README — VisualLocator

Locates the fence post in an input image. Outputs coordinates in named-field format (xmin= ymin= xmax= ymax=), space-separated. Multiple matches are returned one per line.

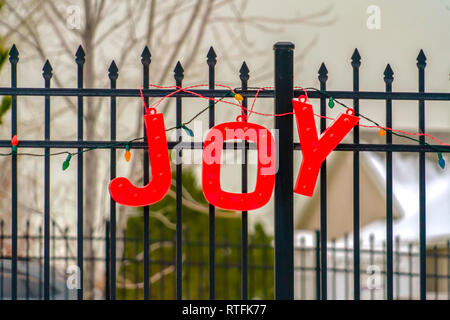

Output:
xmin=75 ymin=45 xmax=85 ymax=300
xmin=43 ymin=59 xmax=53 ymax=301
xmin=273 ymin=41 xmax=294 ymax=300
xmin=141 ymin=47 xmax=151 ymax=300
xmin=108 ymin=60 xmax=118 ymax=300
xmin=416 ymin=49 xmax=427 ymax=300
xmin=174 ymin=60 xmax=184 ymax=300
xmin=9 ymin=44 xmax=18 ymax=301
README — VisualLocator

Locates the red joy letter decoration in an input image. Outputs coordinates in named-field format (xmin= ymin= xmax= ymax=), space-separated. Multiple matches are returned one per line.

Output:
xmin=109 ymin=111 xmax=172 ymax=206
xmin=293 ymin=95 xmax=360 ymax=197
xmin=202 ymin=121 xmax=276 ymax=211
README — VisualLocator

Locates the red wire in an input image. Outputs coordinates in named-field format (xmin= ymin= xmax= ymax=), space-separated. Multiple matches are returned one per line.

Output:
xmin=139 ymin=83 xmax=450 ymax=147
xmin=357 ymin=123 xmax=450 ymax=146
xmin=142 ymin=83 xmax=293 ymax=117
xmin=139 ymin=86 xmax=148 ymax=111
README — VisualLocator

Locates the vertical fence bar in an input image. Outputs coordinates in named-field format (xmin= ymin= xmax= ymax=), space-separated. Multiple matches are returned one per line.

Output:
xmin=370 ymin=234 xmax=375 ymax=300
xmin=105 ymin=221 xmax=110 ymax=300
xmin=447 ymin=240 xmax=449 ymax=300
xmin=318 ymin=62 xmax=328 ymax=300
xmin=134 ymin=224 xmax=140 ymax=300
xmin=344 ymin=233 xmax=349 ymax=300
xmin=171 ymin=235 xmax=176 ymax=299
xmin=274 ymin=41 xmax=294 ymax=300
xmin=332 ymin=239 xmax=336 ymax=300
xmin=141 ymin=47 xmax=151 ymax=300
xmin=395 ymin=236 xmax=400 ymax=299
xmin=408 ymin=242 xmax=413 ymax=300
xmin=382 ymin=240 xmax=386 ymax=298
xmin=38 ymin=226 xmax=42 ymax=299
xmin=300 ymin=237 xmax=305 ymax=300
xmin=262 ymin=235 xmax=268 ymax=299
xmin=351 ymin=48 xmax=361 ymax=300
xmin=198 ymin=231 xmax=204 ymax=299
xmin=384 ymin=64 xmax=394 ymax=300
xmin=417 ymin=49 xmax=427 ymax=300
xmin=433 ymin=245 xmax=438 ymax=300
xmin=159 ymin=223 xmax=165 ymax=299
xmin=64 ymin=227 xmax=69 ymax=300
xmin=90 ymin=229 xmax=97 ymax=296
xmin=174 ymin=61 xmax=184 ymax=300
xmin=248 ymin=244 xmax=253 ymax=299
xmin=121 ymin=229 xmax=126 ymax=299
xmin=224 ymin=229 xmax=230 ymax=299
xmin=43 ymin=59 xmax=52 ymax=300
xmin=108 ymin=61 xmax=118 ymax=300
xmin=185 ymin=229 xmax=190 ymax=299
xmin=25 ymin=221 xmax=30 ymax=300
xmin=75 ymin=45 xmax=85 ymax=300
xmin=240 ymin=61 xmax=250 ymax=300
xmin=51 ymin=221 xmax=56 ymax=299
xmin=207 ymin=47 xmax=217 ymax=300
xmin=9 ymin=44 xmax=18 ymax=300
xmin=0 ymin=220 xmax=3 ymax=300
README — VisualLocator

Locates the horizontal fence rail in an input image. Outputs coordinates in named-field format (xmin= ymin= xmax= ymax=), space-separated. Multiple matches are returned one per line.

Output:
xmin=0 ymin=88 xmax=449 ymax=101
xmin=0 ymin=42 xmax=449 ymax=300
xmin=0 ymin=141 xmax=449 ymax=153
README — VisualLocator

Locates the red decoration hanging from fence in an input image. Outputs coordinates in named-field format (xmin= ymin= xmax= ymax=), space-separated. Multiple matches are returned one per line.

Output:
xmin=109 ymin=109 xmax=172 ymax=206
xmin=293 ymin=95 xmax=360 ymax=197
xmin=202 ymin=118 xmax=276 ymax=211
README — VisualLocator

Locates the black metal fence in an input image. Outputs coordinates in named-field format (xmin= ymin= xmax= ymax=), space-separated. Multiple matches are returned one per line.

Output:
xmin=0 ymin=42 xmax=449 ymax=300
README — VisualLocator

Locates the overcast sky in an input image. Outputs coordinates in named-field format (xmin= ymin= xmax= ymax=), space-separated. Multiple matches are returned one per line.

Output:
xmin=205 ymin=0 xmax=450 ymax=131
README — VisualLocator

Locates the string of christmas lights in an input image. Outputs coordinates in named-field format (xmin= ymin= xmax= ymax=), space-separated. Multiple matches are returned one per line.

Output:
xmin=0 ymin=89 xmax=233 ymax=170
xmin=304 ymin=87 xmax=448 ymax=169
xmin=0 ymin=84 xmax=447 ymax=170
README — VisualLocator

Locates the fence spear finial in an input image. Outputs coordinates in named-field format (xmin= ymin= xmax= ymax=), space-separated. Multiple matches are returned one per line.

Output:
xmin=351 ymin=48 xmax=361 ymax=68
xmin=239 ymin=62 xmax=249 ymax=82
xmin=108 ymin=61 xmax=118 ymax=81
xmin=43 ymin=60 xmax=53 ymax=80
xmin=416 ymin=49 xmax=427 ymax=69
xmin=207 ymin=46 xmax=217 ymax=67
xmin=318 ymin=62 xmax=328 ymax=83
xmin=9 ymin=44 xmax=19 ymax=64
xmin=174 ymin=61 xmax=184 ymax=82
xmin=383 ymin=64 xmax=394 ymax=84
xmin=75 ymin=45 xmax=85 ymax=65
xmin=141 ymin=46 xmax=151 ymax=66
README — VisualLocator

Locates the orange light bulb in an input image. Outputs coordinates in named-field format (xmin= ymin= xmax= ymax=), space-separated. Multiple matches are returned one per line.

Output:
xmin=378 ymin=129 xmax=386 ymax=137
xmin=125 ymin=150 xmax=131 ymax=162
xmin=234 ymin=93 xmax=244 ymax=101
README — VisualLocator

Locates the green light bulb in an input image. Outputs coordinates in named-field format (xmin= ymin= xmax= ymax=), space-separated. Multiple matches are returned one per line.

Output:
xmin=62 ymin=154 xmax=72 ymax=171
xmin=438 ymin=152 xmax=445 ymax=169
xmin=328 ymin=97 xmax=335 ymax=109
xmin=182 ymin=125 xmax=194 ymax=137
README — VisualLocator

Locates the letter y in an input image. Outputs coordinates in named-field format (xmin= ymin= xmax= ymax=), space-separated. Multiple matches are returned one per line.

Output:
xmin=293 ymin=95 xmax=359 ymax=196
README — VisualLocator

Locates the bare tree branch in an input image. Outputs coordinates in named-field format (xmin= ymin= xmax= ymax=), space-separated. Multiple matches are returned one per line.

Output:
xmin=183 ymin=0 xmax=215 ymax=71
xmin=146 ymin=0 xmax=157 ymax=47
